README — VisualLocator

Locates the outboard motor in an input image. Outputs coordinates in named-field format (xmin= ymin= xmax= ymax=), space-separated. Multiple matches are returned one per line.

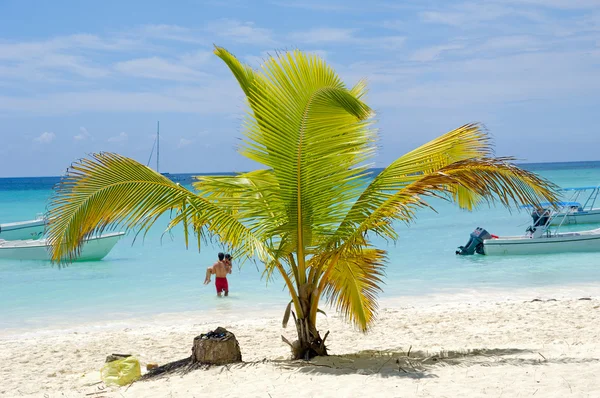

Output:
xmin=456 ymin=227 xmax=492 ymax=255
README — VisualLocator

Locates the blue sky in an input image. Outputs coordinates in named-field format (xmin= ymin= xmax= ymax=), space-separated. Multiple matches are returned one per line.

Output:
xmin=0 ymin=0 xmax=599 ymax=177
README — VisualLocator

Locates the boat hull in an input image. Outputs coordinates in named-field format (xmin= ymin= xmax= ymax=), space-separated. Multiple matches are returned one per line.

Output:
xmin=483 ymin=231 xmax=600 ymax=255
xmin=549 ymin=209 xmax=600 ymax=225
xmin=0 ymin=219 xmax=45 ymax=240
xmin=0 ymin=233 xmax=124 ymax=261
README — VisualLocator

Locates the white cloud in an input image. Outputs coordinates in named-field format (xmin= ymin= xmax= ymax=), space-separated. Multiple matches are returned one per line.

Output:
xmin=0 ymin=26 xmax=213 ymax=86
xmin=420 ymin=10 xmax=467 ymax=26
xmin=408 ymin=34 xmax=550 ymax=64
xmin=419 ymin=3 xmax=545 ymax=28
xmin=504 ymin=0 xmax=600 ymax=8
xmin=34 ymin=132 xmax=56 ymax=143
xmin=178 ymin=138 xmax=193 ymax=148
xmin=288 ymin=28 xmax=406 ymax=51
xmin=381 ymin=20 xmax=404 ymax=30
xmin=0 ymin=78 xmax=243 ymax=117
xmin=205 ymin=19 xmax=276 ymax=45
xmin=136 ymin=24 xmax=204 ymax=43
xmin=74 ymin=126 xmax=92 ymax=141
xmin=245 ymin=49 xmax=328 ymax=67
xmin=290 ymin=28 xmax=356 ymax=44
xmin=108 ymin=132 xmax=128 ymax=143
xmin=179 ymin=51 xmax=212 ymax=66
xmin=410 ymin=44 xmax=465 ymax=62
xmin=114 ymin=57 xmax=209 ymax=81
xmin=373 ymin=36 xmax=406 ymax=51
xmin=0 ymin=52 xmax=108 ymax=81
xmin=371 ymin=49 xmax=600 ymax=109
xmin=42 ymin=53 xmax=109 ymax=78
xmin=0 ymin=34 xmax=136 ymax=62
xmin=480 ymin=35 xmax=541 ymax=51
xmin=420 ymin=4 xmax=511 ymax=27
xmin=271 ymin=1 xmax=351 ymax=11
xmin=0 ymin=33 xmax=132 ymax=83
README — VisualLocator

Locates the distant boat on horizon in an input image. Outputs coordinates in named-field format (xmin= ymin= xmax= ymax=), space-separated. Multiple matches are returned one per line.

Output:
xmin=147 ymin=121 xmax=180 ymax=182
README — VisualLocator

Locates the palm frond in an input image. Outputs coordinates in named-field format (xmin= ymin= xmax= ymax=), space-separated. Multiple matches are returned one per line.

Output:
xmin=380 ymin=123 xmax=493 ymax=187
xmin=217 ymin=48 xmax=377 ymax=283
xmin=194 ymin=170 xmax=294 ymax=251
xmin=194 ymin=170 xmax=278 ymax=217
xmin=321 ymin=248 xmax=386 ymax=331
xmin=337 ymin=124 xmax=490 ymax=233
xmin=213 ymin=46 xmax=258 ymax=98
xmin=242 ymin=51 xmax=375 ymax=245
xmin=335 ymin=157 xmax=558 ymax=246
xmin=46 ymin=153 xmax=267 ymax=263
xmin=349 ymin=78 xmax=368 ymax=100
xmin=334 ymin=124 xmax=556 ymax=242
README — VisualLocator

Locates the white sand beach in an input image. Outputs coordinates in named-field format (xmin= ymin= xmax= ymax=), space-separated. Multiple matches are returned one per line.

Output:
xmin=1 ymin=286 xmax=600 ymax=398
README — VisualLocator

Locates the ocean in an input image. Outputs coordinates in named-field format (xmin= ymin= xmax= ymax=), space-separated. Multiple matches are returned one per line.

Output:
xmin=1 ymin=161 xmax=600 ymax=330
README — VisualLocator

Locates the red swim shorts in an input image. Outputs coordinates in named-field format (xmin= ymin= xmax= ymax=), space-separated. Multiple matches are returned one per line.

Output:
xmin=215 ymin=277 xmax=228 ymax=293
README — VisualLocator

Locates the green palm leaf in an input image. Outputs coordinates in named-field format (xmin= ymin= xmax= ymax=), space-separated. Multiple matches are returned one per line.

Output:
xmin=316 ymin=247 xmax=385 ymax=331
xmin=340 ymin=158 xmax=555 ymax=247
xmin=333 ymin=124 xmax=557 ymax=244
xmin=218 ymin=49 xmax=376 ymax=281
xmin=213 ymin=46 xmax=258 ymax=99
xmin=194 ymin=170 xmax=286 ymax=237
xmin=46 ymin=153 xmax=267 ymax=263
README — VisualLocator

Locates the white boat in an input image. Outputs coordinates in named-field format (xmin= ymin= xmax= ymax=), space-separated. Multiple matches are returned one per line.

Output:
xmin=0 ymin=232 xmax=125 ymax=261
xmin=481 ymin=228 xmax=600 ymax=255
xmin=547 ymin=186 xmax=600 ymax=225
xmin=0 ymin=217 xmax=46 ymax=240
xmin=456 ymin=206 xmax=600 ymax=256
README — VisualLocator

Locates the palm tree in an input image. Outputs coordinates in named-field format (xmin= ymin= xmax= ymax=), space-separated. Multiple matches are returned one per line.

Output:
xmin=46 ymin=47 xmax=557 ymax=360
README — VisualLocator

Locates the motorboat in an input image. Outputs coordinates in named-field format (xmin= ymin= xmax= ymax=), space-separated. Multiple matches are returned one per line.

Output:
xmin=0 ymin=232 xmax=125 ymax=261
xmin=0 ymin=217 xmax=46 ymax=240
xmin=546 ymin=186 xmax=600 ymax=225
xmin=456 ymin=206 xmax=600 ymax=256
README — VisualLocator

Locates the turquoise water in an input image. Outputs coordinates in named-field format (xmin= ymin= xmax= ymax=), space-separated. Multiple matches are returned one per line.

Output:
xmin=1 ymin=162 xmax=600 ymax=329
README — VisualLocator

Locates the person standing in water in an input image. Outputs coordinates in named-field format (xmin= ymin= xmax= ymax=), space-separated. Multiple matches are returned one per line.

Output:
xmin=204 ymin=252 xmax=232 ymax=296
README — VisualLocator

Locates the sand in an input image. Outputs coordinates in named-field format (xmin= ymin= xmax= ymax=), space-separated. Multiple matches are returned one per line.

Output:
xmin=1 ymin=287 xmax=600 ymax=398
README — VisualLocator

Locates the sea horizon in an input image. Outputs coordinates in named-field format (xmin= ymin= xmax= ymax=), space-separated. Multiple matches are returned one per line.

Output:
xmin=1 ymin=159 xmax=599 ymax=188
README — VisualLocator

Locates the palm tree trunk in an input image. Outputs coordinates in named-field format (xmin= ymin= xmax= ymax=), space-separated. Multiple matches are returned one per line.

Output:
xmin=292 ymin=317 xmax=329 ymax=360
xmin=291 ymin=289 xmax=329 ymax=359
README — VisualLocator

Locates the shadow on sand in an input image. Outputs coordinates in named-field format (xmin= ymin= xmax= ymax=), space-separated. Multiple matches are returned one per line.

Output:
xmin=140 ymin=347 xmax=600 ymax=382
xmin=271 ymin=348 xmax=533 ymax=379
xmin=268 ymin=347 xmax=600 ymax=379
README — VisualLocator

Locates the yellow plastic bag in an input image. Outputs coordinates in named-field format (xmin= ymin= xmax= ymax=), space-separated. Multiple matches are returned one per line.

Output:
xmin=101 ymin=357 xmax=141 ymax=386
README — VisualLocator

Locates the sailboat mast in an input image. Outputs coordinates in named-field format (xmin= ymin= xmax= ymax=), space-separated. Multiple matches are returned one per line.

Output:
xmin=156 ymin=121 xmax=160 ymax=173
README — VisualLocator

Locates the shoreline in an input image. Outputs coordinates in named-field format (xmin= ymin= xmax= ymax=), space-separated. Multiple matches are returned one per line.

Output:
xmin=3 ymin=281 xmax=600 ymax=337
xmin=2 ymin=284 xmax=600 ymax=397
